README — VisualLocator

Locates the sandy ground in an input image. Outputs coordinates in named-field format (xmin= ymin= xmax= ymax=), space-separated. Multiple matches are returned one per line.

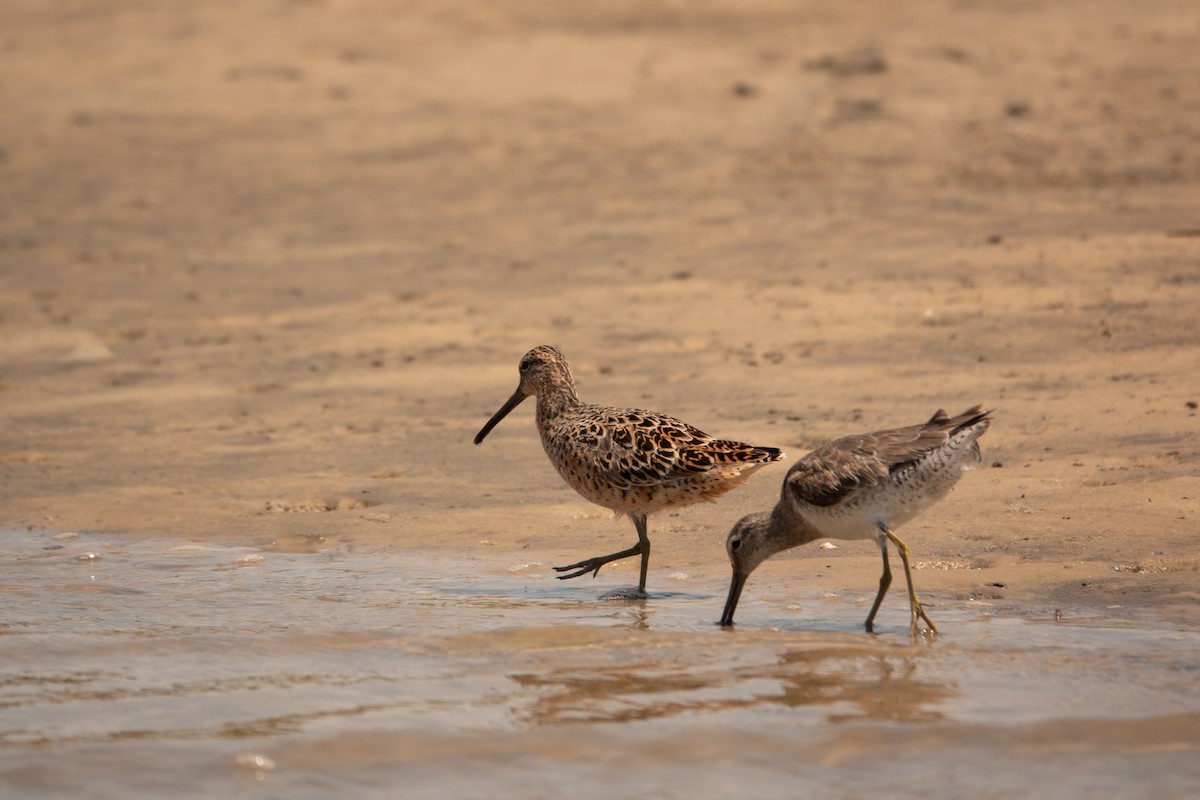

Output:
xmin=2 ymin=0 xmax=1198 ymax=618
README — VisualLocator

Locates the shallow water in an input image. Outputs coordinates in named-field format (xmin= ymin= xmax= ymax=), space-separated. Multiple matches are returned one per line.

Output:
xmin=2 ymin=529 xmax=1198 ymax=799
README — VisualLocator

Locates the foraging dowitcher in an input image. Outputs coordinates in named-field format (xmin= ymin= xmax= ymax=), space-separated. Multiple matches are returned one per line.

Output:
xmin=474 ymin=345 xmax=784 ymax=596
xmin=719 ymin=406 xmax=991 ymax=634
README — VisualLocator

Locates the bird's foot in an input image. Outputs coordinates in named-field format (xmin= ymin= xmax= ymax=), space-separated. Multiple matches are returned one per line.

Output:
xmin=554 ymin=542 xmax=643 ymax=582
xmin=908 ymin=603 xmax=939 ymax=637
xmin=553 ymin=558 xmax=606 ymax=581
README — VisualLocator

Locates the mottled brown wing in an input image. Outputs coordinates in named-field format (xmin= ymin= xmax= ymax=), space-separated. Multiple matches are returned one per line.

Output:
xmin=557 ymin=408 xmax=704 ymax=489
xmin=562 ymin=408 xmax=779 ymax=489
xmin=785 ymin=408 xmax=984 ymax=508
xmin=785 ymin=434 xmax=892 ymax=508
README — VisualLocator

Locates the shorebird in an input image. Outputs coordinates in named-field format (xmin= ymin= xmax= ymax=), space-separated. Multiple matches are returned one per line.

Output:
xmin=719 ymin=406 xmax=991 ymax=634
xmin=474 ymin=345 xmax=784 ymax=597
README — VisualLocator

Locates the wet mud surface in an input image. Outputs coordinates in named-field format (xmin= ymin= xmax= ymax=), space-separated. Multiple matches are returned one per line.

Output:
xmin=3 ymin=530 xmax=1198 ymax=798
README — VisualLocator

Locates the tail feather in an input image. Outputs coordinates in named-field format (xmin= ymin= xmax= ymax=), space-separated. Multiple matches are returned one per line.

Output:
xmin=708 ymin=442 xmax=784 ymax=466
xmin=944 ymin=406 xmax=991 ymax=461
xmin=949 ymin=406 xmax=991 ymax=436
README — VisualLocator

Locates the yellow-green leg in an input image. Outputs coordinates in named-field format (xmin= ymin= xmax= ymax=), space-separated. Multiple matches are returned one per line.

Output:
xmin=883 ymin=525 xmax=938 ymax=636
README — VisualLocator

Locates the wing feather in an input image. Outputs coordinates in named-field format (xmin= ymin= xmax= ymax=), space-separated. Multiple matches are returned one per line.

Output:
xmin=560 ymin=407 xmax=781 ymax=490
xmin=786 ymin=406 xmax=989 ymax=508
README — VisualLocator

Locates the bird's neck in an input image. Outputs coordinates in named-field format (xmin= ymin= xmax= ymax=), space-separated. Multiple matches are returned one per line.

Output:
xmin=765 ymin=501 xmax=823 ymax=556
xmin=534 ymin=374 xmax=581 ymax=422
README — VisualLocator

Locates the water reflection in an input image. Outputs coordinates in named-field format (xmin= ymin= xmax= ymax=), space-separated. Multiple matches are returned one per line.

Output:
xmin=776 ymin=649 xmax=949 ymax=723
xmin=512 ymin=642 xmax=952 ymax=726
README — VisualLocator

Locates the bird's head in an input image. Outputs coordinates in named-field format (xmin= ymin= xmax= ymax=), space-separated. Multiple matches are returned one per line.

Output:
xmin=720 ymin=511 xmax=773 ymax=626
xmin=474 ymin=345 xmax=577 ymax=445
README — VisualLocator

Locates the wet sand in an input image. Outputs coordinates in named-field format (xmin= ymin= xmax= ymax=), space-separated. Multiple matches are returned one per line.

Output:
xmin=2 ymin=0 xmax=1200 ymax=796
xmin=4 ymin=530 xmax=1200 ymax=798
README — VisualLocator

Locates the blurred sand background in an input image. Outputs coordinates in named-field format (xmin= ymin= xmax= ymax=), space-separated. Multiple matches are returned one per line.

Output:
xmin=2 ymin=0 xmax=1198 ymax=616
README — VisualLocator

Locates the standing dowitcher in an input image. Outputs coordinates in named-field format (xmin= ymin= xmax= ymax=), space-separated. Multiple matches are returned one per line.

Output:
xmin=474 ymin=345 xmax=784 ymax=597
xmin=719 ymin=406 xmax=991 ymax=634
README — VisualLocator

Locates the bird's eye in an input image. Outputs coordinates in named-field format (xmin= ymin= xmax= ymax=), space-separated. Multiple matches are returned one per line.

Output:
xmin=730 ymin=538 xmax=742 ymax=552
xmin=519 ymin=359 xmax=532 ymax=372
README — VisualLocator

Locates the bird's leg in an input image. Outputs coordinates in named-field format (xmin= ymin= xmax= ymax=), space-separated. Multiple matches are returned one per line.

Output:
xmin=553 ymin=514 xmax=651 ymax=594
xmin=632 ymin=513 xmax=650 ymax=593
xmin=882 ymin=525 xmax=938 ymax=636
xmin=552 ymin=544 xmax=641 ymax=580
xmin=864 ymin=540 xmax=892 ymax=633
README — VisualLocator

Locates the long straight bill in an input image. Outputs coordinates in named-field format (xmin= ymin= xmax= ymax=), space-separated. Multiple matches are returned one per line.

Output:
xmin=719 ymin=571 xmax=747 ymax=626
xmin=473 ymin=387 xmax=527 ymax=445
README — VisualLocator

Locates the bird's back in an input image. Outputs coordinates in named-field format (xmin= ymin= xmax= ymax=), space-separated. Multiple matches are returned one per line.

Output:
xmin=786 ymin=407 xmax=991 ymax=539
xmin=541 ymin=403 xmax=783 ymax=515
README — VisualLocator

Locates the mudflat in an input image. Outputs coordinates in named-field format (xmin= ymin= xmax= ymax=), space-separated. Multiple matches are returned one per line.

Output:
xmin=2 ymin=2 xmax=1199 ymax=796
xmin=3 ymin=0 xmax=1196 ymax=609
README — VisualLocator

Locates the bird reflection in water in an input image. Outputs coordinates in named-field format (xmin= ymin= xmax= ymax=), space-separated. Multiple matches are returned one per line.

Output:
xmin=511 ymin=642 xmax=952 ymax=726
